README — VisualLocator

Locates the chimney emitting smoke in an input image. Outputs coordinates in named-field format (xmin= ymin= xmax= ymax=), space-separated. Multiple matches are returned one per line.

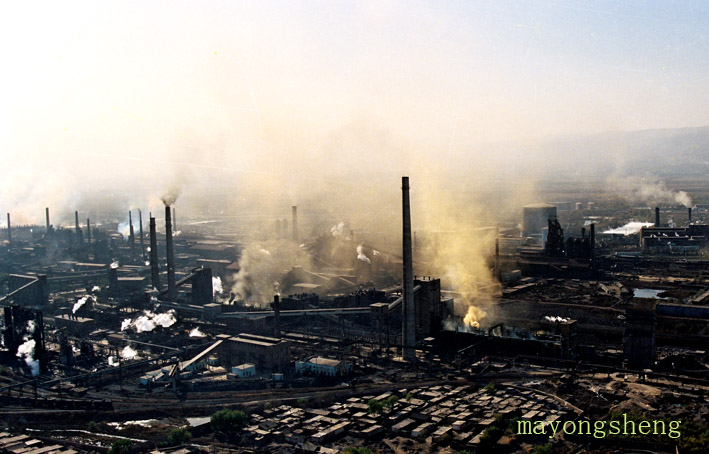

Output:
xmin=139 ymin=210 xmax=145 ymax=258
xmin=6 ymin=213 xmax=11 ymax=244
xmin=272 ymin=294 xmax=281 ymax=338
xmin=149 ymin=216 xmax=160 ymax=290
xmin=75 ymin=211 xmax=81 ymax=243
xmin=688 ymin=207 xmax=692 ymax=224
xmin=45 ymin=207 xmax=50 ymax=232
xmin=401 ymin=176 xmax=416 ymax=361
xmin=165 ymin=206 xmax=176 ymax=301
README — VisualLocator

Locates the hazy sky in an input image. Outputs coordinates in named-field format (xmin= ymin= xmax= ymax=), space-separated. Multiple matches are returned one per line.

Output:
xmin=1 ymin=1 xmax=708 ymax=221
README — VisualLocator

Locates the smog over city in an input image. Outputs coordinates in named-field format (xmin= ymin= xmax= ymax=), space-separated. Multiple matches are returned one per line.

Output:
xmin=1 ymin=2 xmax=708 ymax=453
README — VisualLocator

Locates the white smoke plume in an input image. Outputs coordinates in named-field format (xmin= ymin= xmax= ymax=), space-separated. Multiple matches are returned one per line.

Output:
xmin=108 ymin=356 xmax=118 ymax=366
xmin=110 ymin=261 xmax=119 ymax=269
xmin=73 ymin=294 xmax=95 ymax=314
xmin=117 ymin=220 xmax=132 ymax=240
xmin=610 ymin=177 xmax=693 ymax=208
xmin=121 ymin=345 xmax=138 ymax=360
xmin=230 ymin=242 xmax=309 ymax=305
xmin=121 ymin=310 xmax=177 ymax=333
xmin=189 ymin=327 xmax=206 ymax=338
xmin=356 ymin=244 xmax=371 ymax=264
xmin=544 ymin=316 xmax=570 ymax=323
xmin=330 ymin=222 xmax=346 ymax=237
xmin=161 ymin=190 xmax=180 ymax=207
xmin=91 ymin=285 xmax=100 ymax=292
xmin=17 ymin=338 xmax=39 ymax=376
xmin=212 ymin=276 xmax=223 ymax=297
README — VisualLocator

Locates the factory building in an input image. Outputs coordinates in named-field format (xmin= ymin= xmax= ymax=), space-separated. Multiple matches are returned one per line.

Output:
xmin=218 ymin=333 xmax=290 ymax=372
xmin=296 ymin=356 xmax=351 ymax=377
xmin=640 ymin=223 xmax=708 ymax=254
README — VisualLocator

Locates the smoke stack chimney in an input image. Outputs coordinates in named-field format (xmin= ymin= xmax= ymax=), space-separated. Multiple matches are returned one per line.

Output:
xmin=45 ymin=207 xmax=50 ymax=232
xmin=272 ymin=294 xmax=281 ymax=338
xmin=401 ymin=176 xmax=416 ymax=361
xmin=581 ymin=227 xmax=585 ymax=239
xmin=590 ymin=223 xmax=595 ymax=252
xmin=128 ymin=211 xmax=135 ymax=256
xmin=6 ymin=213 xmax=11 ymax=244
xmin=495 ymin=238 xmax=501 ymax=282
xmin=172 ymin=207 xmax=176 ymax=233
xmin=75 ymin=211 xmax=82 ymax=243
xmin=688 ymin=207 xmax=692 ymax=224
xmin=292 ymin=206 xmax=298 ymax=242
xmin=655 ymin=207 xmax=660 ymax=227
xmin=86 ymin=219 xmax=91 ymax=244
xmin=139 ymin=210 xmax=145 ymax=258
xmin=149 ymin=216 xmax=161 ymax=290
xmin=165 ymin=206 xmax=176 ymax=301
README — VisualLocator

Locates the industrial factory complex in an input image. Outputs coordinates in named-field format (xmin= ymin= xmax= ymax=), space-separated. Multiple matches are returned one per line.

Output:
xmin=1 ymin=177 xmax=708 ymax=454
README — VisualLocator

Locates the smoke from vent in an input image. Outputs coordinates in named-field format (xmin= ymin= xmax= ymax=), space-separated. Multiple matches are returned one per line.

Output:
xmin=189 ymin=327 xmax=206 ymax=338
xmin=415 ymin=177 xmax=501 ymax=330
xmin=331 ymin=222 xmax=347 ymax=238
xmin=212 ymin=276 xmax=223 ymax=297
xmin=121 ymin=310 xmax=177 ymax=333
xmin=356 ymin=244 xmax=371 ymax=264
xmin=545 ymin=316 xmax=570 ymax=323
xmin=73 ymin=294 xmax=95 ymax=313
xmin=121 ymin=345 xmax=138 ymax=360
xmin=161 ymin=190 xmax=180 ymax=207
xmin=16 ymin=321 xmax=39 ymax=376
xmin=609 ymin=178 xmax=693 ymax=208
xmin=230 ymin=242 xmax=309 ymax=305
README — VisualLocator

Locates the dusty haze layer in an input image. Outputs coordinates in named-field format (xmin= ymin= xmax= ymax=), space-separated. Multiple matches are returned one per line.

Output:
xmin=2 ymin=1 xmax=708 ymax=226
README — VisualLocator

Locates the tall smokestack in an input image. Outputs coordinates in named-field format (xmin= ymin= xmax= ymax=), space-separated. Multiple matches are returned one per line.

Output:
xmin=292 ymin=206 xmax=298 ymax=242
xmin=495 ymin=238 xmax=501 ymax=282
xmin=45 ymin=207 xmax=50 ymax=232
xmin=401 ymin=176 xmax=416 ymax=361
xmin=149 ymin=216 xmax=160 ymax=290
xmin=86 ymin=219 xmax=91 ymax=244
xmin=272 ymin=294 xmax=281 ymax=338
xmin=6 ymin=213 xmax=11 ymax=244
xmin=128 ymin=211 xmax=135 ymax=256
xmin=75 ymin=211 xmax=81 ymax=243
xmin=688 ymin=207 xmax=692 ymax=224
xmin=655 ymin=207 xmax=660 ymax=227
xmin=165 ymin=206 xmax=176 ymax=301
xmin=172 ymin=207 xmax=176 ymax=233
xmin=139 ymin=210 xmax=145 ymax=258
xmin=590 ymin=223 xmax=595 ymax=252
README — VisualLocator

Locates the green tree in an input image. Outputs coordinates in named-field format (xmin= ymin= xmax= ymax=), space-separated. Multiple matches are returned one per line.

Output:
xmin=383 ymin=395 xmax=399 ymax=409
xmin=344 ymin=447 xmax=372 ymax=454
xmin=367 ymin=399 xmax=383 ymax=415
xmin=532 ymin=443 xmax=554 ymax=454
xmin=210 ymin=409 xmax=248 ymax=434
xmin=168 ymin=427 xmax=192 ymax=446
xmin=108 ymin=439 xmax=132 ymax=454
xmin=484 ymin=383 xmax=496 ymax=393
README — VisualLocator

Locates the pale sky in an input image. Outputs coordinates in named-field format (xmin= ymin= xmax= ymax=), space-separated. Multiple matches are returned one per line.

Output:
xmin=1 ymin=1 xmax=708 ymax=221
